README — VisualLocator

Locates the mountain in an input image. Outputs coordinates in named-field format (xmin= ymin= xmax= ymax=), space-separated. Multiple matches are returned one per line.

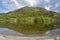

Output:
xmin=0 ymin=7 xmax=60 ymax=34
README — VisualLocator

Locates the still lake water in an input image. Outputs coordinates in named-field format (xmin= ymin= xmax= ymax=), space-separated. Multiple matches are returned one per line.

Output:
xmin=0 ymin=28 xmax=23 ymax=36
xmin=0 ymin=28 xmax=60 ymax=36
xmin=44 ymin=28 xmax=60 ymax=35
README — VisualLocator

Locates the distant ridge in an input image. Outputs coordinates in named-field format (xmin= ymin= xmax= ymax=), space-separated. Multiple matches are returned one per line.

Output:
xmin=0 ymin=6 xmax=60 ymax=34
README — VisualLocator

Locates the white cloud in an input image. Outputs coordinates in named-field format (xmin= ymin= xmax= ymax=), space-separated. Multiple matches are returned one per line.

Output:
xmin=44 ymin=0 xmax=50 ymax=3
xmin=45 ymin=6 xmax=50 ymax=10
xmin=0 ymin=0 xmax=21 ymax=13
xmin=1 ymin=0 xmax=51 ymax=9
xmin=25 ymin=0 xmax=38 ymax=6
xmin=0 ymin=0 xmax=60 ymax=13
xmin=1 ymin=0 xmax=12 ymax=9
xmin=45 ymin=5 xmax=52 ymax=10
xmin=55 ymin=3 xmax=59 ymax=8
xmin=11 ymin=0 xmax=20 ymax=8
xmin=54 ymin=10 xmax=58 ymax=12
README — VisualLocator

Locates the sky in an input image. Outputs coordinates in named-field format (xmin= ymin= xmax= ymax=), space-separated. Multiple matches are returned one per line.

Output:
xmin=0 ymin=0 xmax=60 ymax=13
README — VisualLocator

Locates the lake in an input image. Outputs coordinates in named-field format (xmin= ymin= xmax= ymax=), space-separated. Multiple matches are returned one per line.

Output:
xmin=0 ymin=28 xmax=23 ymax=36
xmin=0 ymin=28 xmax=60 ymax=36
xmin=44 ymin=28 xmax=60 ymax=36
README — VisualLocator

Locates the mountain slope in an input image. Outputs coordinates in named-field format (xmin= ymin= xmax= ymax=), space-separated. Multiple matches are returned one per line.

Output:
xmin=7 ymin=7 xmax=55 ymax=17
xmin=0 ymin=7 xmax=60 ymax=34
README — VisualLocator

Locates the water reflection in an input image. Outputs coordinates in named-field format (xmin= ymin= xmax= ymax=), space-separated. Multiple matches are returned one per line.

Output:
xmin=45 ymin=28 xmax=60 ymax=35
xmin=0 ymin=28 xmax=60 ymax=36
xmin=0 ymin=28 xmax=23 ymax=36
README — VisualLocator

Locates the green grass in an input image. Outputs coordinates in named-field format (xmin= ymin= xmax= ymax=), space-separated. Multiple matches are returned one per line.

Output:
xmin=0 ymin=7 xmax=60 ymax=34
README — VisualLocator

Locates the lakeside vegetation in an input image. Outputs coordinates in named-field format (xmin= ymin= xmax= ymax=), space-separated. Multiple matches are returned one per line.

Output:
xmin=0 ymin=7 xmax=60 ymax=34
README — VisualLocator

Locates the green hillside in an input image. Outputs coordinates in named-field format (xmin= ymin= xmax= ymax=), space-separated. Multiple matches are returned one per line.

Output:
xmin=0 ymin=7 xmax=60 ymax=34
